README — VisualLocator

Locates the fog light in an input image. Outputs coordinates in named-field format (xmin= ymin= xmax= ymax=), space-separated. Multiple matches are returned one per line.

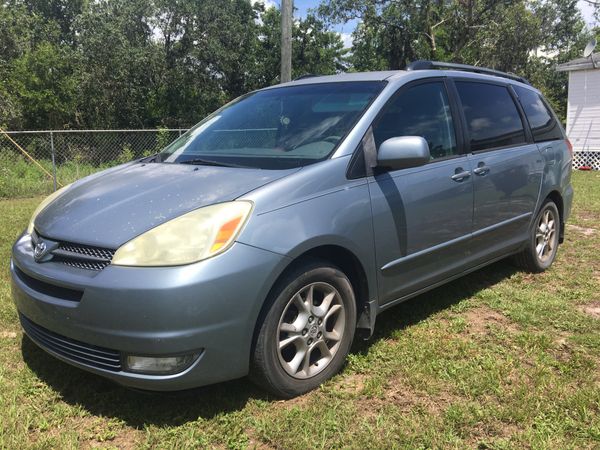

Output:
xmin=124 ymin=353 xmax=200 ymax=375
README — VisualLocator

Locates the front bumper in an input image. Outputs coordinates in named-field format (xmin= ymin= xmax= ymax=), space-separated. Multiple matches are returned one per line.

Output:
xmin=11 ymin=234 xmax=287 ymax=391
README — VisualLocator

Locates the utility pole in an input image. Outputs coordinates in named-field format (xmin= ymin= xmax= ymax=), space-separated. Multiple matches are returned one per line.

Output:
xmin=280 ymin=0 xmax=292 ymax=83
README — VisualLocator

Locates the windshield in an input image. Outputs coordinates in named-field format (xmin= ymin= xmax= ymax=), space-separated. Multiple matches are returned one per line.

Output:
xmin=158 ymin=81 xmax=385 ymax=169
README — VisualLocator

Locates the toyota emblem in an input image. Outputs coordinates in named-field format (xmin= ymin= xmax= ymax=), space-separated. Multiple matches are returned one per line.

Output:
xmin=33 ymin=241 xmax=47 ymax=262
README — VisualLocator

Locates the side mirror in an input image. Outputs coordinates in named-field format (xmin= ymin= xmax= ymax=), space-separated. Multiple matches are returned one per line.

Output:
xmin=376 ymin=136 xmax=431 ymax=171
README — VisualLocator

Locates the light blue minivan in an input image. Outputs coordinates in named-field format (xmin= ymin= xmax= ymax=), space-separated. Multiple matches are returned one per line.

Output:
xmin=12 ymin=61 xmax=573 ymax=397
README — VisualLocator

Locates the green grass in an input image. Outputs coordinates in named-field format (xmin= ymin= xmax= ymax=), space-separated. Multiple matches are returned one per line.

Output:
xmin=0 ymin=171 xmax=599 ymax=449
xmin=0 ymin=150 xmax=134 ymax=198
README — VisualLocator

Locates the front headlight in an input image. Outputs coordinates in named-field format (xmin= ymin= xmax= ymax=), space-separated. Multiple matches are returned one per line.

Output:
xmin=112 ymin=201 xmax=253 ymax=267
xmin=27 ymin=184 xmax=73 ymax=235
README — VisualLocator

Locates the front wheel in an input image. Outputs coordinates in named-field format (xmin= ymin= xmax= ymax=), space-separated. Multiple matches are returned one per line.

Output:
xmin=513 ymin=200 xmax=560 ymax=272
xmin=250 ymin=260 xmax=357 ymax=398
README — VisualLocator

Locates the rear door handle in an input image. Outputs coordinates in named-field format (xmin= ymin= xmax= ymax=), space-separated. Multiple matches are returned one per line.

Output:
xmin=473 ymin=165 xmax=490 ymax=176
xmin=451 ymin=170 xmax=471 ymax=182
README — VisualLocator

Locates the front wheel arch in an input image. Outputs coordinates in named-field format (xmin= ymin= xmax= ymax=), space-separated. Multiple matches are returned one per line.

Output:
xmin=250 ymin=245 xmax=371 ymax=365
xmin=249 ymin=258 xmax=358 ymax=397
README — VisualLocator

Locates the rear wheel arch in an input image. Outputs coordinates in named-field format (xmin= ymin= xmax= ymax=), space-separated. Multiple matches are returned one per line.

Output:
xmin=545 ymin=190 xmax=564 ymax=242
xmin=514 ymin=198 xmax=560 ymax=272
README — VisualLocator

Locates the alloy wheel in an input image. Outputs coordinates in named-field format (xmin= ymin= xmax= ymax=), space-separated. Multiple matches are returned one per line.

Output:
xmin=535 ymin=207 xmax=558 ymax=263
xmin=277 ymin=282 xmax=346 ymax=379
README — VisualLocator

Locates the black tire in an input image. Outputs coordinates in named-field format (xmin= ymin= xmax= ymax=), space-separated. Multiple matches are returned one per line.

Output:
xmin=513 ymin=199 xmax=560 ymax=273
xmin=250 ymin=259 xmax=357 ymax=398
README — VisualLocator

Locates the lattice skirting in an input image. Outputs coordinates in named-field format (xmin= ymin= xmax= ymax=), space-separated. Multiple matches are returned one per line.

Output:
xmin=572 ymin=151 xmax=600 ymax=170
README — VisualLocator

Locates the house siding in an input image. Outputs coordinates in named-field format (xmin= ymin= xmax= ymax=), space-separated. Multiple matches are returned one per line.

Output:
xmin=566 ymin=69 xmax=600 ymax=153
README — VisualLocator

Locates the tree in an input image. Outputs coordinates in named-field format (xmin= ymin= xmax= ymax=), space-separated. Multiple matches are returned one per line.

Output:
xmin=0 ymin=1 xmax=49 ymax=127
xmin=524 ymin=0 xmax=591 ymax=121
xmin=0 ymin=0 xmax=349 ymax=130
xmin=8 ymin=42 xmax=78 ymax=129
xmin=255 ymin=6 xmax=348 ymax=84
xmin=74 ymin=0 xmax=160 ymax=128
xmin=319 ymin=0 xmax=591 ymax=123
xmin=23 ymin=0 xmax=87 ymax=47
xmin=149 ymin=0 xmax=262 ymax=127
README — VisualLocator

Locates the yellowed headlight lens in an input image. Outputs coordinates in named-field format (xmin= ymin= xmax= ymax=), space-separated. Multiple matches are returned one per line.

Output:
xmin=27 ymin=184 xmax=73 ymax=235
xmin=111 ymin=201 xmax=253 ymax=267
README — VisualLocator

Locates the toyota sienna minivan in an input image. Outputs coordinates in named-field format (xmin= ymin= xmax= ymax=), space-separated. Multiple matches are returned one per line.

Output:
xmin=12 ymin=61 xmax=573 ymax=398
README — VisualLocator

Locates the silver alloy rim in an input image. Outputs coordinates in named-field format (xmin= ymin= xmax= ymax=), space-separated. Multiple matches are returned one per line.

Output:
xmin=277 ymin=282 xmax=346 ymax=379
xmin=535 ymin=207 xmax=557 ymax=263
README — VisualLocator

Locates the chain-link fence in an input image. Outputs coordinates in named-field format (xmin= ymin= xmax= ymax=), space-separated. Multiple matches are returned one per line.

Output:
xmin=0 ymin=129 xmax=188 ymax=198
xmin=3 ymin=128 xmax=592 ymax=199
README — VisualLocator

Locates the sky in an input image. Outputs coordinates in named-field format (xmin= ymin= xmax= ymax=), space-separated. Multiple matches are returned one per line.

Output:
xmin=578 ymin=0 xmax=598 ymax=27
xmin=255 ymin=0 xmax=598 ymax=50
xmin=255 ymin=0 xmax=357 ymax=47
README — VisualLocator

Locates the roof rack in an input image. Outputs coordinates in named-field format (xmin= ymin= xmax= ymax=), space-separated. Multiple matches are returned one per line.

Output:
xmin=406 ymin=60 xmax=530 ymax=85
xmin=293 ymin=73 xmax=319 ymax=81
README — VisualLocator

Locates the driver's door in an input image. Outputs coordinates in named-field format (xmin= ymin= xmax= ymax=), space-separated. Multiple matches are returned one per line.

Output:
xmin=367 ymin=79 xmax=474 ymax=305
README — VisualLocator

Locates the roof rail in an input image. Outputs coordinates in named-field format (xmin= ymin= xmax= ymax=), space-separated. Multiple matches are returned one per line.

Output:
xmin=293 ymin=73 xmax=319 ymax=81
xmin=406 ymin=60 xmax=530 ymax=85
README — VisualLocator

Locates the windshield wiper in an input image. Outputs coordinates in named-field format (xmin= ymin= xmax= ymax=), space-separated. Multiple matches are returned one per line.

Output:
xmin=178 ymin=158 xmax=247 ymax=168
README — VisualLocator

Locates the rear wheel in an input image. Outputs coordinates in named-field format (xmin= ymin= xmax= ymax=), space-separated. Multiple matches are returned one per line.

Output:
xmin=250 ymin=260 xmax=357 ymax=398
xmin=513 ymin=200 xmax=560 ymax=272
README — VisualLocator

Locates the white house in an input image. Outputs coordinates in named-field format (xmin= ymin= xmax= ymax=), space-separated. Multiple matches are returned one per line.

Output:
xmin=557 ymin=53 xmax=600 ymax=170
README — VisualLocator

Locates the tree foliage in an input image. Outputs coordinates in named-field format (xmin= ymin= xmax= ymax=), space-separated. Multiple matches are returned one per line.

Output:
xmin=0 ymin=0 xmax=346 ymax=129
xmin=319 ymin=0 xmax=593 ymax=122
xmin=0 ymin=0 xmax=595 ymax=130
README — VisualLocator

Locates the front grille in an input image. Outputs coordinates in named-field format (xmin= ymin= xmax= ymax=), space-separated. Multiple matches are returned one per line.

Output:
xmin=14 ymin=266 xmax=83 ymax=302
xmin=52 ymin=241 xmax=115 ymax=271
xmin=34 ymin=231 xmax=116 ymax=271
xmin=20 ymin=314 xmax=122 ymax=372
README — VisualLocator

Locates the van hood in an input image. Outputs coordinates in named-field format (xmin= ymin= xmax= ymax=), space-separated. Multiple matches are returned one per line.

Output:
xmin=34 ymin=162 xmax=297 ymax=248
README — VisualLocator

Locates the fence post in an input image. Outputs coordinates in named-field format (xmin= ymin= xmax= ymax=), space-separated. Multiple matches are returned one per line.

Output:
xmin=50 ymin=131 xmax=57 ymax=191
xmin=178 ymin=129 xmax=182 ymax=137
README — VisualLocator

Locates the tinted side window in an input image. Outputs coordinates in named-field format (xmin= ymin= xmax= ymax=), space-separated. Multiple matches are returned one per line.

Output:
xmin=373 ymin=82 xmax=457 ymax=160
xmin=456 ymin=82 xmax=526 ymax=152
xmin=514 ymin=86 xmax=563 ymax=143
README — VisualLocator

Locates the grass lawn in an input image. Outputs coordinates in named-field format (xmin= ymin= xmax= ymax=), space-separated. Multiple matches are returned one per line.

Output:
xmin=0 ymin=171 xmax=599 ymax=449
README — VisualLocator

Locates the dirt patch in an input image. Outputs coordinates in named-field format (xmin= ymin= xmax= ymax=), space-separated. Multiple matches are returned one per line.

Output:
xmin=273 ymin=391 xmax=311 ymax=410
xmin=83 ymin=431 xmax=142 ymax=450
xmin=567 ymin=224 xmax=598 ymax=236
xmin=464 ymin=306 xmax=517 ymax=335
xmin=245 ymin=428 xmax=277 ymax=450
xmin=359 ymin=374 xmax=461 ymax=417
xmin=357 ymin=377 xmax=523 ymax=445
xmin=573 ymin=209 xmax=600 ymax=224
xmin=380 ymin=378 xmax=423 ymax=409
xmin=467 ymin=419 xmax=522 ymax=447
xmin=552 ymin=332 xmax=576 ymax=364
xmin=273 ymin=373 xmax=367 ymax=410
xmin=0 ymin=331 xmax=17 ymax=339
xmin=578 ymin=301 xmax=600 ymax=319
xmin=355 ymin=387 xmax=420 ymax=422
xmin=28 ymin=414 xmax=143 ymax=450
xmin=333 ymin=373 xmax=367 ymax=395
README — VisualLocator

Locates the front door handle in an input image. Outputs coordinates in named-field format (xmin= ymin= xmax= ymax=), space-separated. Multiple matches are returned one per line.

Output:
xmin=473 ymin=165 xmax=490 ymax=176
xmin=451 ymin=170 xmax=471 ymax=182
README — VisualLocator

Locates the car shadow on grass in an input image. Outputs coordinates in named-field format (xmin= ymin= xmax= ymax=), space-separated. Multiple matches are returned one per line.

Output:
xmin=356 ymin=259 xmax=519 ymax=350
xmin=21 ymin=259 xmax=518 ymax=428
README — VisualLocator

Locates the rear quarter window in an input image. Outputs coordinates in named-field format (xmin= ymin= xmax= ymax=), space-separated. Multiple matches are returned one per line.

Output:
xmin=513 ymin=86 xmax=564 ymax=143
xmin=455 ymin=81 xmax=527 ymax=152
